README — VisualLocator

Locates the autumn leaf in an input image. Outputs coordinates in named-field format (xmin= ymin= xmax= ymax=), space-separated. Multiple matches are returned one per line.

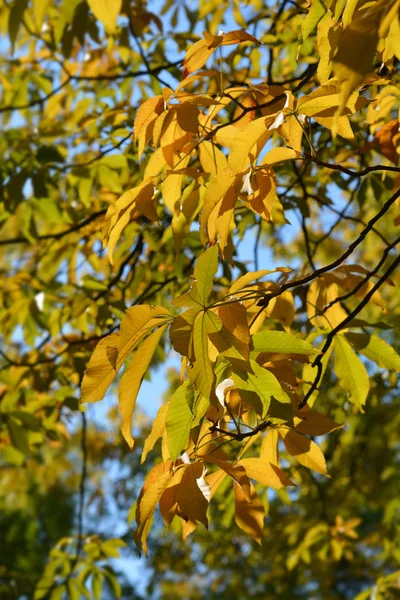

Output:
xmin=134 ymin=460 xmax=173 ymax=556
xmin=176 ymin=462 xmax=209 ymax=527
xmin=190 ymin=244 xmax=219 ymax=306
xmin=119 ymin=323 xmax=168 ymax=448
xmin=279 ymin=428 xmax=329 ymax=477
xmin=234 ymin=482 xmax=265 ymax=545
xmin=334 ymin=335 xmax=370 ymax=411
xmin=87 ymin=0 xmax=122 ymax=33
xmin=238 ymin=457 xmax=293 ymax=489
xmin=141 ymin=402 xmax=170 ymax=464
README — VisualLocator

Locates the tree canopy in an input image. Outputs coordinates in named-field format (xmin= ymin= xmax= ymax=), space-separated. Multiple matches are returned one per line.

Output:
xmin=1 ymin=0 xmax=400 ymax=598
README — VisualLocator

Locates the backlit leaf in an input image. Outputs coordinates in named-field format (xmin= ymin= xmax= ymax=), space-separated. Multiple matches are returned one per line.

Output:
xmin=119 ymin=324 xmax=168 ymax=448
xmin=345 ymin=333 xmax=400 ymax=372
xmin=134 ymin=460 xmax=173 ymax=556
xmin=166 ymin=380 xmax=195 ymax=461
xmin=87 ymin=0 xmax=121 ymax=33
xmin=238 ymin=457 xmax=293 ymax=489
xmin=234 ymin=482 xmax=265 ymax=545
xmin=252 ymin=330 xmax=318 ymax=356
xmin=334 ymin=335 xmax=370 ymax=411
xmin=141 ymin=402 xmax=169 ymax=464
xmin=191 ymin=244 xmax=219 ymax=306
xmin=279 ymin=428 xmax=329 ymax=476
xmin=176 ymin=462 xmax=209 ymax=527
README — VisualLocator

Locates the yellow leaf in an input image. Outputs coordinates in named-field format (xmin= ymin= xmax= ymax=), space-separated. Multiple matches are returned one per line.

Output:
xmin=234 ymin=482 xmax=265 ymax=545
xmin=207 ymin=310 xmax=250 ymax=367
xmin=200 ymin=167 xmax=236 ymax=243
xmin=117 ymin=305 xmax=171 ymax=370
xmin=81 ymin=333 xmax=120 ymax=404
xmin=266 ymin=290 xmax=295 ymax=327
xmin=219 ymin=303 xmax=250 ymax=348
xmin=213 ymin=29 xmax=258 ymax=47
xmin=176 ymin=462 xmax=209 ymax=527
xmin=307 ymin=280 xmax=348 ymax=329
xmin=134 ymin=96 xmax=165 ymax=159
xmin=191 ymin=244 xmax=219 ymax=306
xmin=334 ymin=335 xmax=370 ymax=411
xmin=104 ymin=181 xmax=155 ymax=264
xmin=141 ymin=402 xmax=169 ymax=464
xmin=175 ymin=102 xmax=199 ymax=134
xmin=228 ymin=117 xmax=271 ymax=173
xmin=259 ymin=147 xmax=298 ymax=166
xmin=279 ymin=428 xmax=329 ymax=476
xmin=230 ymin=268 xmax=291 ymax=294
xmin=119 ymin=324 xmax=168 ymax=448
xmin=239 ymin=457 xmax=293 ymax=489
xmin=33 ymin=0 xmax=50 ymax=30
xmin=87 ymin=0 xmax=121 ymax=33
xmin=183 ymin=38 xmax=215 ymax=75
xmin=260 ymin=428 xmax=279 ymax=466
xmin=207 ymin=458 xmax=251 ymax=500
xmin=134 ymin=460 xmax=173 ymax=556
xmin=174 ymin=70 xmax=219 ymax=94
xmin=199 ymin=140 xmax=229 ymax=175
xmin=302 ymin=345 xmax=333 ymax=408
xmin=159 ymin=468 xmax=186 ymax=526
xmin=161 ymin=161 xmax=191 ymax=215
xmin=207 ymin=185 xmax=236 ymax=257
xmin=205 ymin=468 xmax=228 ymax=499
xmin=342 ymin=0 xmax=361 ymax=28
xmin=333 ymin=5 xmax=383 ymax=123
xmin=169 ymin=307 xmax=199 ymax=359
xmin=294 ymin=408 xmax=343 ymax=436
xmin=81 ymin=306 xmax=170 ymax=405
xmin=317 ymin=13 xmax=340 ymax=84
xmin=297 ymin=82 xmax=363 ymax=118
xmin=314 ymin=115 xmax=354 ymax=139
xmin=301 ymin=0 xmax=326 ymax=43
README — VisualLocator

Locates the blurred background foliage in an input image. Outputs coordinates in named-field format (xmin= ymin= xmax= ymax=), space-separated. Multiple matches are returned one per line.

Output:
xmin=0 ymin=0 xmax=399 ymax=598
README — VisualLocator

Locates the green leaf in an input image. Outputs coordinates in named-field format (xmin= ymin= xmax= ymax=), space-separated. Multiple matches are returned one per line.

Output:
xmin=166 ymin=381 xmax=195 ymax=461
xmin=189 ymin=311 xmax=217 ymax=402
xmin=8 ymin=0 xmax=28 ymax=52
xmin=252 ymin=330 xmax=318 ymax=356
xmin=191 ymin=244 xmax=219 ymax=306
xmin=334 ymin=335 xmax=370 ymax=411
xmin=301 ymin=0 xmax=326 ymax=43
xmin=92 ymin=573 xmax=103 ymax=600
xmin=345 ymin=333 xmax=400 ymax=372
xmin=233 ymin=359 xmax=290 ymax=418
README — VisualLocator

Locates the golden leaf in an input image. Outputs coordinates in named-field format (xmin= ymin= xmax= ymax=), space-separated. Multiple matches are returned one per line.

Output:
xmin=134 ymin=460 xmax=173 ymax=556
xmin=141 ymin=402 xmax=170 ymax=464
xmin=176 ymin=462 xmax=209 ymax=527
xmin=119 ymin=324 xmax=168 ymax=448
xmin=234 ymin=482 xmax=265 ymax=545
xmin=238 ymin=457 xmax=293 ymax=488
xmin=87 ymin=0 xmax=121 ymax=33
xmin=279 ymin=428 xmax=329 ymax=476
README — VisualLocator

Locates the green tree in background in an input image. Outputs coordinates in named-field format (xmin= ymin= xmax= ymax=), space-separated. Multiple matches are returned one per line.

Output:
xmin=1 ymin=0 xmax=400 ymax=598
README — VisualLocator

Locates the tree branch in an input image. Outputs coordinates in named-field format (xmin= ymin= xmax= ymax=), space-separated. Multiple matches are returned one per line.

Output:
xmin=299 ymin=252 xmax=400 ymax=409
